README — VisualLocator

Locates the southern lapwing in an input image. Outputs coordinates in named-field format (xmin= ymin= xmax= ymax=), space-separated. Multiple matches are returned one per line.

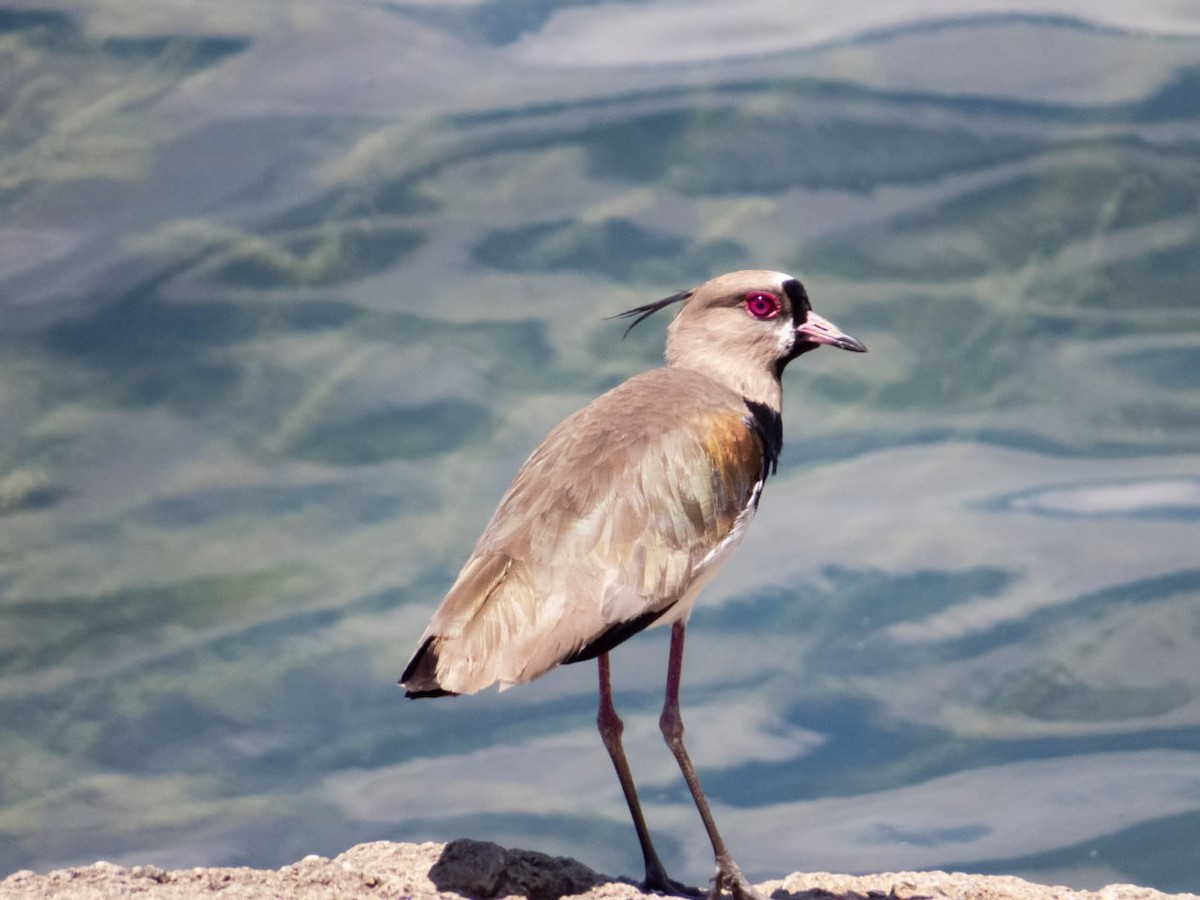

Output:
xmin=402 ymin=270 xmax=867 ymax=900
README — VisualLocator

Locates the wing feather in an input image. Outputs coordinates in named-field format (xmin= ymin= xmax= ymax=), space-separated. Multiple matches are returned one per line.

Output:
xmin=403 ymin=368 xmax=767 ymax=695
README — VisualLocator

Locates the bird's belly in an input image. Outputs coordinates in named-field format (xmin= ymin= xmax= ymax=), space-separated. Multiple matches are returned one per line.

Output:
xmin=659 ymin=485 xmax=761 ymax=625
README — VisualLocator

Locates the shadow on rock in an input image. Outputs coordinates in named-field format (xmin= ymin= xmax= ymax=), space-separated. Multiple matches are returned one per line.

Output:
xmin=770 ymin=888 xmax=931 ymax=900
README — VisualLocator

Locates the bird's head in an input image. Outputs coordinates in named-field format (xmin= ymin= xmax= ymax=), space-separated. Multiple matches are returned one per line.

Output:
xmin=616 ymin=270 xmax=866 ymax=407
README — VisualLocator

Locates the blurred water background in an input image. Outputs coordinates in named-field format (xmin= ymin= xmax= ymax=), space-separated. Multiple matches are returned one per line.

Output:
xmin=2 ymin=0 xmax=1199 ymax=892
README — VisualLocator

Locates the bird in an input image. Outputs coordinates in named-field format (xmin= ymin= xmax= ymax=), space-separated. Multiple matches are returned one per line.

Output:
xmin=401 ymin=270 xmax=866 ymax=900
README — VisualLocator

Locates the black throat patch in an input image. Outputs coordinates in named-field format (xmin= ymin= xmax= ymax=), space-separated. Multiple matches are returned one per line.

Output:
xmin=743 ymin=399 xmax=782 ymax=480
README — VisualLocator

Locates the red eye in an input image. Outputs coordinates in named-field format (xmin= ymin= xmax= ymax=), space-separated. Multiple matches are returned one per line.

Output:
xmin=743 ymin=291 xmax=780 ymax=320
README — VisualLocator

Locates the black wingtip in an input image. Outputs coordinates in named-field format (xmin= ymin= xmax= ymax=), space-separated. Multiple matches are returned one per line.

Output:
xmin=404 ymin=686 xmax=459 ymax=699
xmin=608 ymin=289 xmax=691 ymax=337
xmin=400 ymin=635 xmax=456 ymax=698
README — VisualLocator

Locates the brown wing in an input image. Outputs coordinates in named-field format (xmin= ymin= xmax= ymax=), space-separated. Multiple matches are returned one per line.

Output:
xmin=401 ymin=368 xmax=766 ymax=696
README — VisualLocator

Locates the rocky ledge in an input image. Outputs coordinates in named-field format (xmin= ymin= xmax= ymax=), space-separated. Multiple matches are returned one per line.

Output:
xmin=1 ymin=839 xmax=1196 ymax=900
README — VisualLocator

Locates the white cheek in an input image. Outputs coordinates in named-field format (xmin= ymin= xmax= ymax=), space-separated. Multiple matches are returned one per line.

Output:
xmin=774 ymin=318 xmax=795 ymax=355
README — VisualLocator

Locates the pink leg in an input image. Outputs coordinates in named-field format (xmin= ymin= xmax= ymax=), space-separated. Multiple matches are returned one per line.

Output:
xmin=597 ymin=653 xmax=701 ymax=897
xmin=660 ymin=622 xmax=764 ymax=900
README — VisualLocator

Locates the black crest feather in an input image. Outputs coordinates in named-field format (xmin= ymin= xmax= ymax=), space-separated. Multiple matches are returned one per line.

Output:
xmin=609 ymin=289 xmax=691 ymax=337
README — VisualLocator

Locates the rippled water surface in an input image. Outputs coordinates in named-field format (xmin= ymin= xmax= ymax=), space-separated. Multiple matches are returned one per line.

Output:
xmin=2 ymin=2 xmax=1199 ymax=893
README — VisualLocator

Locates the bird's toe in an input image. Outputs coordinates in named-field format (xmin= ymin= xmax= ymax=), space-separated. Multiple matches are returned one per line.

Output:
xmin=709 ymin=859 xmax=768 ymax=900
xmin=641 ymin=865 xmax=705 ymax=898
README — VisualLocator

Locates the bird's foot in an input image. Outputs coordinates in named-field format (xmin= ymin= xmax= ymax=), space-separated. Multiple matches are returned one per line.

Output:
xmin=640 ymin=859 xmax=705 ymax=898
xmin=708 ymin=857 xmax=768 ymax=900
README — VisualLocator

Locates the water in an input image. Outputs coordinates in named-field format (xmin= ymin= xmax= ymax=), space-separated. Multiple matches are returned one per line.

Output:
xmin=2 ymin=2 xmax=1199 ymax=893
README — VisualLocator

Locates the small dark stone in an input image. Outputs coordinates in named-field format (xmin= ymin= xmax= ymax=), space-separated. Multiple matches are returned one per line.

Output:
xmin=428 ymin=838 xmax=603 ymax=900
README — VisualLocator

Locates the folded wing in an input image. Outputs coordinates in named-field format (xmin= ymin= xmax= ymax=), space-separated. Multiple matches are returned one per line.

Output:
xmin=401 ymin=368 xmax=766 ymax=696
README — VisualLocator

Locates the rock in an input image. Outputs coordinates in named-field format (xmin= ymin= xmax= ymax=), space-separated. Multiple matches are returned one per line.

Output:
xmin=428 ymin=838 xmax=605 ymax=899
xmin=0 ymin=840 xmax=1196 ymax=900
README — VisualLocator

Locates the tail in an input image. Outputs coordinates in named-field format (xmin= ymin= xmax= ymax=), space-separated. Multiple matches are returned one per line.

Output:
xmin=399 ymin=636 xmax=458 ymax=698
